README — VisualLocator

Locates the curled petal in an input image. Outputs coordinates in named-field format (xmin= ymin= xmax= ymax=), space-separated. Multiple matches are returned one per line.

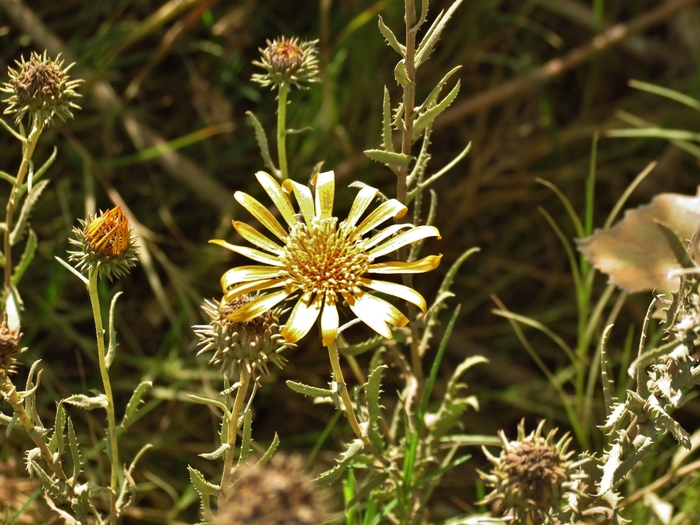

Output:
xmin=234 ymin=191 xmax=288 ymax=240
xmin=320 ymin=299 xmax=339 ymax=347
xmin=360 ymin=224 xmax=413 ymax=250
xmin=361 ymin=278 xmax=427 ymax=313
xmin=226 ymin=289 xmax=289 ymax=322
xmin=281 ymin=292 xmax=322 ymax=343
xmin=368 ymin=254 xmax=442 ymax=274
xmin=343 ymin=292 xmax=409 ymax=339
xmin=314 ymin=170 xmax=335 ymax=219
xmin=232 ymin=221 xmax=283 ymax=255
xmin=356 ymin=200 xmax=407 ymax=236
xmin=282 ymin=179 xmax=315 ymax=226
xmin=223 ymin=278 xmax=287 ymax=301
xmin=255 ymin=171 xmax=298 ymax=228
xmin=369 ymin=226 xmax=441 ymax=259
xmin=221 ymin=265 xmax=282 ymax=288
xmin=346 ymin=186 xmax=378 ymax=227
xmin=210 ymin=239 xmax=285 ymax=267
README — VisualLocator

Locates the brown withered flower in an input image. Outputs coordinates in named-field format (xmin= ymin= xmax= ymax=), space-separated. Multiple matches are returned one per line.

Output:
xmin=68 ymin=206 xmax=139 ymax=281
xmin=0 ymin=322 xmax=26 ymax=374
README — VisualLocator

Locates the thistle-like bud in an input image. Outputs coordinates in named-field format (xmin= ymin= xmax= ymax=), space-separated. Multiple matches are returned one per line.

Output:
xmin=0 ymin=322 xmax=26 ymax=374
xmin=68 ymin=206 xmax=139 ymax=281
xmin=252 ymin=37 xmax=320 ymax=90
xmin=215 ymin=454 xmax=329 ymax=525
xmin=479 ymin=420 xmax=587 ymax=524
xmin=0 ymin=51 xmax=83 ymax=127
xmin=193 ymin=296 xmax=290 ymax=381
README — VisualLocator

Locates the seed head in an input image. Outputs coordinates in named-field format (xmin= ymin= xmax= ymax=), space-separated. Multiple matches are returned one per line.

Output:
xmin=68 ymin=206 xmax=139 ymax=281
xmin=1 ymin=51 xmax=83 ymax=127
xmin=193 ymin=296 xmax=291 ymax=381
xmin=479 ymin=420 xmax=587 ymax=524
xmin=0 ymin=322 xmax=26 ymax=374
xmin=252 ymin=37 xmax=320 ymax=91
xmin=216 ymin=454 xmax=330 ymax=525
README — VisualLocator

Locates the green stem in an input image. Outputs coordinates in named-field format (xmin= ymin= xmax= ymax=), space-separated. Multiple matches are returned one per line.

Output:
xmin=3 ymin=116 xmax=42 ymax=311
xmin=219 ymin=369 xmax=251 ymax=502
xmin=276 ymin=82 xmax=290 ymax=181
xmin=327 ymin=342 xmax=369 ymax=445
xmin=87 ymin=267 xmax=119 ymax=525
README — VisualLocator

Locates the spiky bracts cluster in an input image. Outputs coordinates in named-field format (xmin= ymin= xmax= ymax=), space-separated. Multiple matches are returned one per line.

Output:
xmin=252 ymin=36 xmax=320 ymax=90
xmin=193 ymin=297 xmax=291 ymax=381
xmin=1 ymin=51 xmax=82 ymax=127
xmin=0 ymin=322 xmax=25 ymax=374
xmin=215 ymin=455 xmax=329 ymax=525
xmin=479 ymin=420 xmax=587 ymax=524
xmin=68 ymin=206 xmax=139 ymax=281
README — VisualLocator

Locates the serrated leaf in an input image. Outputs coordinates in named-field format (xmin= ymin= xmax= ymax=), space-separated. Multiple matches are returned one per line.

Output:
xmin=286 ymin=380 xmax=333 ymax=398
xmin=67 ymin=417 xmax=82 ymax=480
xmin=49 ymin=403 xmax=67 ymax=455
xmin=6 ymin=412 xmax=18 ymax=435
xmin=394 ymin=60 xmax=410 ymax=87
xmin=10 ymin=179 xmax=49 ymax=246
xmin=11 ymin=228 xmax=36 ymax=287
xmin=199 ymin=443 xmax=229 ymax=460
xmin=413 ymin=80 xmax=460 ymax=141
xmin=446 ymin=356 xmax=489 ymax=398
xmin=186 ymin=393 xmax=230 ymax=414
xmin=121 ymin=381 xmax=152 ymax=430
xmin=246 ymin=110 xmax=278 ymax=177
xmin=416 ymin=66 xmax=462 ymax=114
xmin=414 ymin=0 xmax=464 ymax=68
xmin=62 ymin=393 xmax=108 ymax=410
xmin=316 ymin=438 xmax=365 ymax=486
xmin=382 ymin=87 xmax=395 ymax=154
xmin=256 ymin=433 xmax=280 ymax=466
xmin=366 ymin=365 xmax=387 ymax=428
xmin=364 ymin=149 xmax=412 ymax=170
xmin=188 ymin=465 xmax=218 ymax=519
xmin=239 ymin=409 xmax=253 ymax=465
xmin=378 ymin=16 xmax=405 ymax=57
xmin=106 ymin=291 xmax=123 ymax=369
xmin=340 ymin=335 xmax=384 ymax=357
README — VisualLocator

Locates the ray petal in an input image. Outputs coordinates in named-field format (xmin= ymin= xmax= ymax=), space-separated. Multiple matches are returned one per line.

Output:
xmin=361 ymin=278 xmax=427 ymax=313
xmin=234 ymin=191 xmax=288 ymax=240
xmin=232 ymin=221 xmax=284 ymax=255
xmin=368 ymin=254 xmax=443 ymax=274
xmin=210 ymin=239 xmax=285 ymax=266
xmin=314 ymin=170 xmax=335 ymax=219
xmin=320 ymin=299 xmax=340 ymax=347
xmin=221 ymin=265 xmax=283 ymax=288
xmin=346 ymin=186 xmax=379 ymax=227
xmin=356 ymin=200 xmax=407 ymax=237
xmin=282 ymin=179 xmax=315 ymax=226
xmin=369 ymin=226 xmax=441 ymax=259
xmin=255 ymin=171 xmax=298 ymax=227
xmin=343 ymin=292 xmax=408 ymax=339
xmin=226 ymin=289 xmax=289 ymax=322
xmin=223 ymin=277 xmax=287 ymax=301
xmin=281 ymin=292 xmax=322 ymax=343
xmin=361 ymin=224 xmax=413 ymax=250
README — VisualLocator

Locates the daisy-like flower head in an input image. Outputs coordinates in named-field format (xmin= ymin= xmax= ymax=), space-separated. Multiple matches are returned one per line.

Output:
xmin=211 ymin=170 xmax=442 ymax=347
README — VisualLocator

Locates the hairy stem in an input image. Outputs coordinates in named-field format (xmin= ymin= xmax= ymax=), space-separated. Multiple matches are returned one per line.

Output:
xmin=3 ymin=116 xmax=42 ymax=314
xmin=277 ymin=82 xmax=290 ymax=181
xmin=327 ymin=342 xmax=369 ymax=445
xmin=87 ymin=267 xmax=119 ymax=525
xmin=220 ymin=369 xmax=251 ymax=501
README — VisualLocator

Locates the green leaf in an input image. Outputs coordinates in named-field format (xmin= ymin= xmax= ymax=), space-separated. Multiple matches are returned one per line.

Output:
xmin=62 ymin=393 xmax=108 ymax=410
xmin=416 ymin=66 xmax=462 ymax=114
xmin=10 ymin=179 xmax=49 ymax=246
xmin=49 ymin=403 xmax=67 ymax=455
xmin=286 ymin=380 xmax=333 ymax=398
xmin=18 ymin=147 xmax=57 ymax=200
xmin=382 ymin=87 xmax=395 ymax=153
xmin=246 ymin=110 xmax=278 ymax=177
xmin=188 ymin=465 xmax=219 ymax=519
xmin=366 ymin=365 xmax=386 ymax=429
xmin=0 ymin=169 xmax=16 ymax=185
xmin=186 ymin=393 xmax=230 ymax=414
xmin=11 ymin=228 xmax=37 ymax=287
xmin=256 ymin=433 xmax=280 ymax=466
xmin=364 ymin=149 xmax=412 ymax=170
xmin=628 ymin=79 xmax=700 ymax=111
xmin=199 ymin=443 xmax=229 ymax=460
xmin=414 ymin=0 xmax=464 ymax=68
xmin=394 ymin=60 xmax=411 ymax=87
xmin=377 ymin=16 xmax=405 ymax=57
xmin=340 ymin=335 xmax=384 ymax=357
xmin=239 ymin=409 xmax=253 ymax=465
xmin=106 ymin=291 xmax=123 ymax=369
xmin=121 ymin=381 xmax=152 ymax=430
xmin=412 ymin=80 xmax=460 ymax=141
xmin=67 ymin=417 xmax=82 ymax=480
xmin=316 ymin=438 xmax=365 ymax=486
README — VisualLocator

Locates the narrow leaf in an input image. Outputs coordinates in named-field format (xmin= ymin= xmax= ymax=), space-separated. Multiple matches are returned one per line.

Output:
xmin=67 ymin=417 xmax=82 ymax=480
xmin=256 ymin=433 xmax=280 ymax=466
xmin=415 ymin=0 xmax=464 ymax=68
xmin=316 ymin=438 xmax=365 ymax=486
xmin=11 ymin=228 xmax=37 ymax=287
xmin=62 ymin=394 xmax=108 ymax=410
xmin=286 ymin=380 xmax=333 ymax=398
xmin=121 ymin=381 xmax=152 ymax=430
xmin=382 ymin=87 xmax=395 ymax=153
xmin=394 ymin=60 xmax=411 ymax=87
xmin=378 ymin=16 xmax=406 ymax=57
xmin=50 ymin=403 xmax=67 ymax=456
xmin=246 ymin=111 xmax=278 ymax=176
xmin=413 ymin=80 xmax=460 ymax=141
xmin=239 ymin=409 xmax=253 ymax=465
xmin=10 ymin=179 xmax=49 ymax=246
xmin=199 ymin=443 xmax=229 ymax=460
xmin=364 ymin=149 xmax=412 ymax=169
xmin=106 ymin=291 xmax=123 ymax=369
xmin=186 ymin=393 xmax=230 ymax=414
xmin=366 ymin=365 xmax=387 ymax=428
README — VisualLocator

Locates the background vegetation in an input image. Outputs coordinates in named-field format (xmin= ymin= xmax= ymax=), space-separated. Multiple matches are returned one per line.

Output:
xmin=1 ymin=0 xmax=700 ymax=522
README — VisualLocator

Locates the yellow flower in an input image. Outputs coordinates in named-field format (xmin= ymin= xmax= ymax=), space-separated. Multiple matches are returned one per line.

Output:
xmin=212 ymin=170 xmax=441 ymax=346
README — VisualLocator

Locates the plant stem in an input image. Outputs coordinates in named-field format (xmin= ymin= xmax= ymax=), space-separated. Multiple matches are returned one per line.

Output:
xmin=87 ymin=267 xmax=119 ymax=525
xmin=219 ymin=369 xmax=251 ymax=502
xmin=3 ymin=116 xmax=42 ymax=313
xmin=276 ymin=82 xmax=290 ymax=180
xmin=0 ymin=373 xmax=68 ymax=481
xmin=327 ymin=342 xmax=369 ymax=445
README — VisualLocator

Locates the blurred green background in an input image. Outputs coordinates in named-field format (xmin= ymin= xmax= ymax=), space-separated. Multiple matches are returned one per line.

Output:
xmin=1 ymin=0 xmax=700 ymax=522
